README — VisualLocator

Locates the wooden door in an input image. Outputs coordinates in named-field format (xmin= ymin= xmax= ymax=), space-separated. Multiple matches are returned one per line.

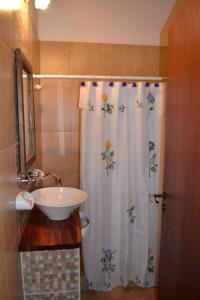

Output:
xmin=158 ymin=1 xmax=200 ymax=299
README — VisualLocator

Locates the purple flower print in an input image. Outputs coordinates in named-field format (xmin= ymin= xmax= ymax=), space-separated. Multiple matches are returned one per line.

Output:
xmin=101 ymin=248 xmax=117 ymax=288
xmin=147 ymin=92 xmax=155 ymax=104
xmin=149 ymin=141 xmax=158 ymax=177
xmin=149 ymin=141 xmax=155 ymax=152
xmin=105 ymin=249 xmax=112 ymax=259
xmin=127 ymin=205 xmax=136 ymax=224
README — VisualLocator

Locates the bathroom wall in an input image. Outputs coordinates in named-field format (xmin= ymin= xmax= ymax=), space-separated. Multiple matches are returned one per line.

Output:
xmin=38 ymin=0 xmax=175 ymax=46
xmin=37 ymin=41 xmax=165 ymax=187
xmin=0 ymin=2 xmax=40 ymax=299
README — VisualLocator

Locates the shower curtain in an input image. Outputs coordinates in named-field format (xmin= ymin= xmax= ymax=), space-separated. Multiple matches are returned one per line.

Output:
xmin=80 ymin=81 xmax=165 ymax=291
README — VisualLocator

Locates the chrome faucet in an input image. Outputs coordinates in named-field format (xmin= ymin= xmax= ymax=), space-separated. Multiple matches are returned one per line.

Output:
xmin=17 ymin=173 xmax=37 ymax=185
xmin=17 ymin=169 xmax=62 ymax=186
xmin=38 ymin=171 xmax=62 ymax=186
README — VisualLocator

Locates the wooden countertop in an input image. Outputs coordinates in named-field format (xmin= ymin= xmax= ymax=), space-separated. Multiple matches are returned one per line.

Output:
xmin=19 ymin=207 xmax=82 ymax=252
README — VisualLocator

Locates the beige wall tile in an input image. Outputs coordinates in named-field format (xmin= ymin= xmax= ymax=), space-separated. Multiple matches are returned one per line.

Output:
xmin=40 ymin=83 xmax=71 ymax=132
xmin=40 ymin=41 xmax=70 ymax=74
xmin=40 ymin=173 xmax=79 ymax=188
xmin=98 ymin=43 xmax=132 ymax=76
xmin=0 ymin=145 xmax=24 ymax=298
xmin=129 ymin=45 xmax=160 ymax=77
xmin=0 ymin=265 xmax=9 ymax=300
xmin=99 ymin=44 xmax=160 ymax=77
xmin=0 ymin=4 xmax=39 ymax=299
xmin=159 ymin=46 xmax=168 ymax=77
xmin=0 ymin=208 xmax=6 ymax=272
xmin=0 ymin=41 xmax=16 ymax=151
xmin=70 ymin=80 xmax=81 ymax=132
xmin=38 ymin=175 xmax=61 ymax=187
xmin=41 ymin=78 xmax=71 ymax=88
xmin=0 ymin=10 xmax=13 ymax=50
xmin=35 ymin=132 xmax=43 ymax=168
xmin=41 ymin=78 xmax=70 ymax=88
xmin=30 ymin=31 xmax=40 ymax=73
xmin=41 ymin=132 xmax=73 ymax=175
xmin=71 ymin=132 xmax=80 ymax=175
xmin=69 ymin=43 xmax=102 ymax=75
xmin=13 ymin=3 xmax=31 ymax=59
xmin=60 ymin=174 xmax=79 ymax=188
xmin=28 ymin=0 xmax=38 ymax=33
xmin=0 ymin=145 xmax=20 ymax=254
xmin=67 ymin=42 xmax=161 ymax=77
xmin=34 ymin=80 xmax=42 ymax=133
xmin=0 ymin=231 xmax=24 ymax=300
xmin=6 ymin=246 xmax=23 ymax=300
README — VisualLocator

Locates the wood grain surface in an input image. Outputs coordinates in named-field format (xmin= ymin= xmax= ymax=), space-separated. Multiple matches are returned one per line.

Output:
xmin=19 ymin=207 xmax=82 ymax=251
xmin=158 ymin=1 xmax=200 ymax=299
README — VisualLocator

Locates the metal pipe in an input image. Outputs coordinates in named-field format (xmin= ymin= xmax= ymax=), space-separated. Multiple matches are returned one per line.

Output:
xmin=43 ymin=172 xmax=62 ymax=186
xmin=33 ymin=74 xmax=167 ymax=81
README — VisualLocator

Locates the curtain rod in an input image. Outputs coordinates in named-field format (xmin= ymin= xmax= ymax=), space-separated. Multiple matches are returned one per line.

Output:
xmin=33 ymin=74 xmax=167 ymax=81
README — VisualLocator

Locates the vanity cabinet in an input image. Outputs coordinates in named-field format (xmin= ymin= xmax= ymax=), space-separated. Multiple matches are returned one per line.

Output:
xmin=19 ymin=208 xmax=81 ymax=300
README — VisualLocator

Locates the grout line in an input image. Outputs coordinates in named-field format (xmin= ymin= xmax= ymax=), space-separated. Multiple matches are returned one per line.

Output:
xmin=39 ymin=131 xmax=79 ymax=133
xmin=25 ymin=289 xmax=80 ymax=296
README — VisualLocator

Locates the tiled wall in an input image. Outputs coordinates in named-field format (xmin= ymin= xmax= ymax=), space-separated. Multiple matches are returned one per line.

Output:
xmin=38 ymin=41 xmax=166 ymax=188
xmin=0 ymin=2 xmax=40 ymax=299
xmin=21 ymin=249 xmax=80 ymax=300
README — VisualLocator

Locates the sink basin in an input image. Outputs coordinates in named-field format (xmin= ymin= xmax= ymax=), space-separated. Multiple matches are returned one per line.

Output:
xmin=31 ymin=187 xmax=88 ymax=220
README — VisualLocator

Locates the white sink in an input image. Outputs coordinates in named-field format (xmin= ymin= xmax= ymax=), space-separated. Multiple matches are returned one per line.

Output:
xmin=31 ymin=187 xmax=88 ymax=220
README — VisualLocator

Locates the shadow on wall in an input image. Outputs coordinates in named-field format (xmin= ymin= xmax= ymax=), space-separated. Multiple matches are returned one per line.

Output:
xmin=159 ymin=0 xmax=188 ymax=76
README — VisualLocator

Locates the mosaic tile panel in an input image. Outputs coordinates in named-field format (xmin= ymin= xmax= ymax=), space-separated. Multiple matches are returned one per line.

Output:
xmin=26 ymin=291 xmax=79 ymax=300
xmin=21 ymin=249 xmax=80 ymax=300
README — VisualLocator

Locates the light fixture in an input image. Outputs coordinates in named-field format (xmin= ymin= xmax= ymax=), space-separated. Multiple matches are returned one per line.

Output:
xmin=0 ymin=0 xmax=22 ymax=10
xmin=35 ymin=0 xmax=51 ymax=10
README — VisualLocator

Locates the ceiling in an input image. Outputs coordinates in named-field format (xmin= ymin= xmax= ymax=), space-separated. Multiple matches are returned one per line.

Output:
xmin=38 ymin=0 xmax=175 ymax=45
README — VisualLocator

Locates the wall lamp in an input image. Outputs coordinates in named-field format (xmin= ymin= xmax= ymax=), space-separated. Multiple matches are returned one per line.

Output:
xmin=0 ymin=0 xmax=51 ymax=11
xmin=0 ymin=0 xmax=23 ymax=10
xmin=35 ymin=0 xmax=51 ymax=10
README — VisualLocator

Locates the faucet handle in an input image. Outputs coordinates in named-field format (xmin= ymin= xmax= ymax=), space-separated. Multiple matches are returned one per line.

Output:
xmin=17 ymin=174 xmax=36 ymax=185
xmin=32 ymin=169 xmax=45 ymax=177
xmin=17 ymin=169 xmax=46 ymax=185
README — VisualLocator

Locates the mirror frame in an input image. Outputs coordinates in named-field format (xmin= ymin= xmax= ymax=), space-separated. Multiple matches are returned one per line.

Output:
xmin=15 ymin=48 xmax=36 ymax=174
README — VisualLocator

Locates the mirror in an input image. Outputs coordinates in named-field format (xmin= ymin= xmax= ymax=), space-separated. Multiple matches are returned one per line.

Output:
xmin=15 ymin=49 xmax=36 ymax=174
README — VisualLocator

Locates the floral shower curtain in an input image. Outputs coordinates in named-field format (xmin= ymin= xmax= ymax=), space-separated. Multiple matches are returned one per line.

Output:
xmin=79 ymin=81 xmax=165 ymax=291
